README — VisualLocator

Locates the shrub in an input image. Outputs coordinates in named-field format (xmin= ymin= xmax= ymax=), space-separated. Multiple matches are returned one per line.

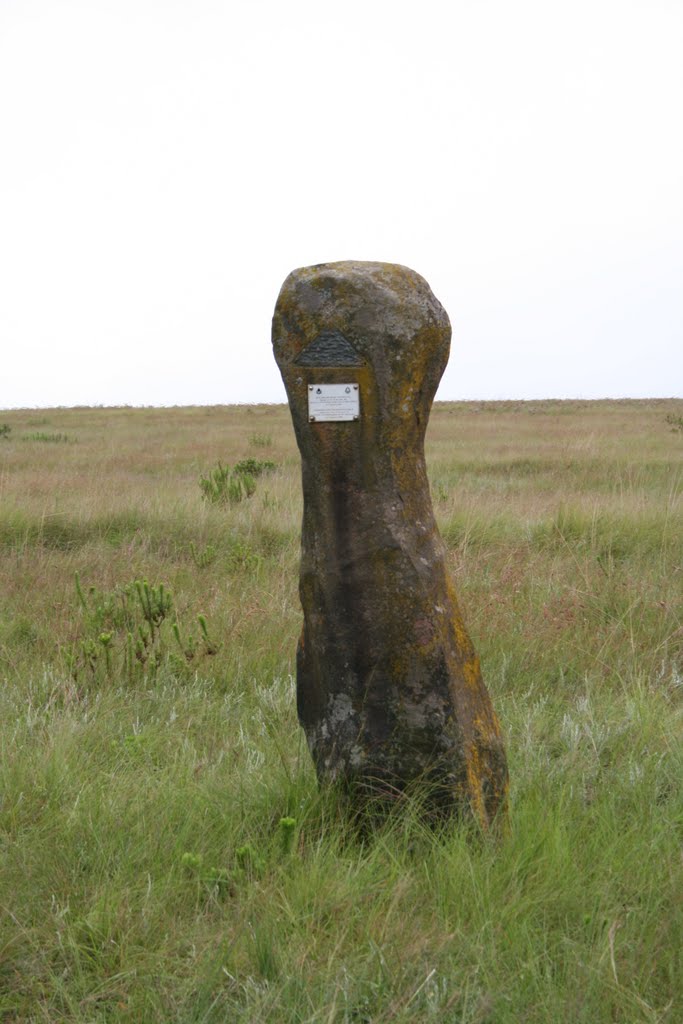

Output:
xmin=199 ymin=459 xmax=275 ymax=506
xmin=65 ymin=573 xmax=218 ymax=683
xmin=199 ymin=462 xmax=253 ymax=505
xmin=233 ymin=457 xmax=276 ymax=478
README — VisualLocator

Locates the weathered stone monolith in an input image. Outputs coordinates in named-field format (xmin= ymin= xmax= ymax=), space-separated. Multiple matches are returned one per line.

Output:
xmin=272 ymin=261 xmax=507 ymax=827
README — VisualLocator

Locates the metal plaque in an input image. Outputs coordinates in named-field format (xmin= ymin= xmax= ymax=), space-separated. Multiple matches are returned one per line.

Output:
xmin=308 ymin=383 xmax=360 ymax=422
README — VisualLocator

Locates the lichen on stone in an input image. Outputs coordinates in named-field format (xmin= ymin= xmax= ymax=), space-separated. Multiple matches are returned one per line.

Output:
xmin=273 ymin=261 xmax=508 ymax=828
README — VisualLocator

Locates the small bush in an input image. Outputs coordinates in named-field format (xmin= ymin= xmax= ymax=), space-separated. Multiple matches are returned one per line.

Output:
xmin=199 ymin=459 xmax=275 ymax=506
xmin=278 ymin=817 xmax=297 ymax=856
xmin=65 ymin=573 xmax=218 ymax=683
xmin=0 ymin=423 xmax=10 ymax=439
xmin=199 ymin=463 xmax=253 ymax=505
xmin=665 ymin=413 xmax=683 ymax=433
xmin=189 ymin=541 xmax=217 ymax=568
xmin=233 ymin=457 xmax=276 ymax=478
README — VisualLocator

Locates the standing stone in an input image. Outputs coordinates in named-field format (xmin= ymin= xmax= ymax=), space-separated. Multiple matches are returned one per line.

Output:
xmin=272 ymin=261 xmax=507 ymax=827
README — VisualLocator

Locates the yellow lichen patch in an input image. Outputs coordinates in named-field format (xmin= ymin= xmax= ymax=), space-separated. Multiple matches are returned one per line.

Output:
xmin=462 ymin=654 xmax=483 ymax=692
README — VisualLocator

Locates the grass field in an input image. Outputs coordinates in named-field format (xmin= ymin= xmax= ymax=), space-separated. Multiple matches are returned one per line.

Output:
xmin=0 ymin=399 xmax=681 ymax=1023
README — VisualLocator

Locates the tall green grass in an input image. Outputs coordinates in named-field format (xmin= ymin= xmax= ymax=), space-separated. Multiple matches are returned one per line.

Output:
xmin=0 ymin=399 xmax=681 ymax=1021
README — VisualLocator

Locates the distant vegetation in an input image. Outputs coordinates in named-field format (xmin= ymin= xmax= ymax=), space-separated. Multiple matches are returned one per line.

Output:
xmin=0 ymin=399 xmax=680 ymax=1021
xmin=22 ymin=430 xmax=72 ymax=443
xmin=249 ymin=431 xmax=273 ymax=448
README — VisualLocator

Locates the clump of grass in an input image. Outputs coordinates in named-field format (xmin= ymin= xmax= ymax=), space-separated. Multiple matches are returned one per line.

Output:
xmin=199 ymin=458 xmax=275 ymax=505
xmin=0 ymin=422 xmax=11 ymax=439
xmin=249 ymin=432 xmax=273 ymax=448
xmin=0 ymin=615 xmax=39 ymax=652
xmin=189 ymin=541 xmax=217 ymax=568
xmin=665 ymin=413 xmax=683 ymax=433
xmin=21 ymin=431 xmax=72 ymax=443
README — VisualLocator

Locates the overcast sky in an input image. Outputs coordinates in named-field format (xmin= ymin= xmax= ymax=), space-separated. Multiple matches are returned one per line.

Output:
xmin=1 ymin=0 xmax=681 ymax=408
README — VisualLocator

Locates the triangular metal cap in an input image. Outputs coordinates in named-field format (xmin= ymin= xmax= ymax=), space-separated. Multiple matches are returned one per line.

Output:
xmin=294 ymin=331 xmax=363 ymax=367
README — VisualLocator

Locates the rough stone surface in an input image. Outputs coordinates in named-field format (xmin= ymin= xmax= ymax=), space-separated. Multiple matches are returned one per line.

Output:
xmin=272 ymin=261 xmax=508 ymax=826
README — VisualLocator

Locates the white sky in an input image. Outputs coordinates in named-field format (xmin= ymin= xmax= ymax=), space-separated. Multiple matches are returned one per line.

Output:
xmin=1 ymin=0 xmax=681 ymax=408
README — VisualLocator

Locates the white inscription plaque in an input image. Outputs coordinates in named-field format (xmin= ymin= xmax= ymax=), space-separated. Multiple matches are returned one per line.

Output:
xmin=308 ymin=383 xmax=360 ymax=422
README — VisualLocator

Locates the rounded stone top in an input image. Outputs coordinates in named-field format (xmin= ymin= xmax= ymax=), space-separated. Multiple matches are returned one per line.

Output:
xmin=274 ymin=261 xmax=450 ymax=348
